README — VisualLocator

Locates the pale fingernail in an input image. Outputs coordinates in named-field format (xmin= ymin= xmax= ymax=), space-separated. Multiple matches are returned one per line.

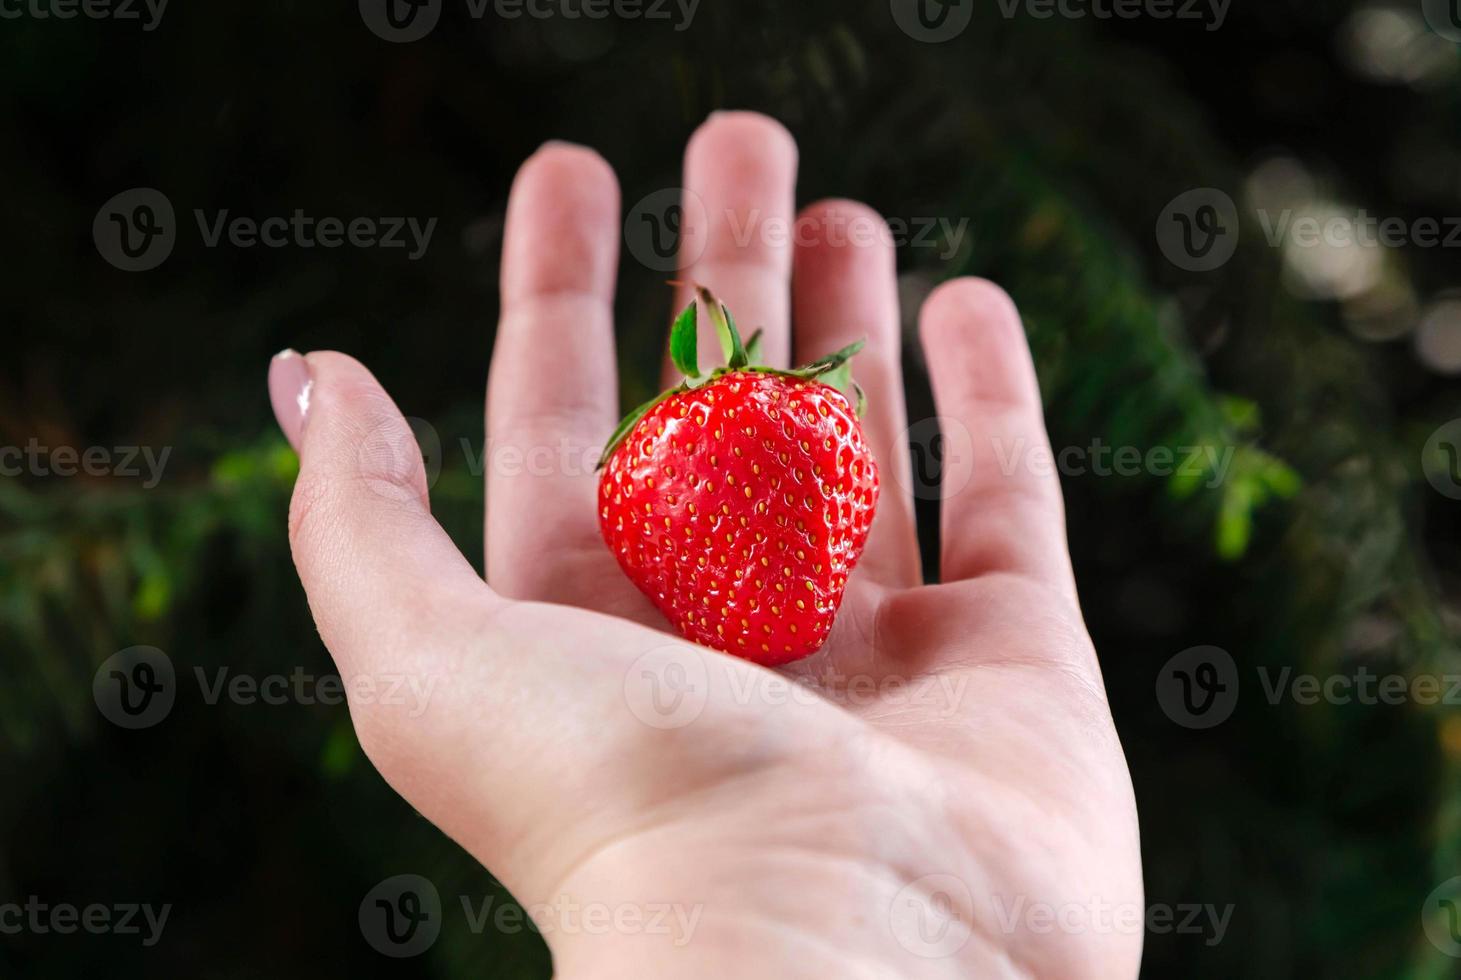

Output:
xmin=268 ymin=349 xmax=313 ymax=452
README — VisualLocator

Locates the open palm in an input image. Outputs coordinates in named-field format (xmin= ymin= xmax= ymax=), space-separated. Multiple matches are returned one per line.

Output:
xmin=270 ymin=112 xmax=1142 ymax=978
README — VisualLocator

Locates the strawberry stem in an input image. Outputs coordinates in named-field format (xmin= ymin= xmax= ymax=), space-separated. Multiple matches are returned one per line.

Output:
xmin=696 ymin=285 xmax=749 ymax=370
xmin=596 ymin=286 xmax=869 ymax=470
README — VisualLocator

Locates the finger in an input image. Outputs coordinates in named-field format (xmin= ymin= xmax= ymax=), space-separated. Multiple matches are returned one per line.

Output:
xmin=662 ymin=111 xmax=798 ymax=385
xmin=918 ymin=278 xmax=1075 ymax=596
xmin=278 ymin=351 xmax=500 ymax=672
xmin=792 ymin=199 xmax=919 ymax=588
xmin=273 ymin=349 xmax=595 ymax=898
xmin=487 ymin=142 xmax=621 ymax=602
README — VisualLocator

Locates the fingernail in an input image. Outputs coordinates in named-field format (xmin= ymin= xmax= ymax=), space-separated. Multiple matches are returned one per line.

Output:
xmin=268 ymin=349 xmax=313 ymax=451
xmin=537 ymin=139 xmax=585 ymax=153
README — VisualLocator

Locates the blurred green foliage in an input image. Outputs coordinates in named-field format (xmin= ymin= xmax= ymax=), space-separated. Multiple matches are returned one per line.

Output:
xmin=3 ymin=1 xmax=1460 ymax=977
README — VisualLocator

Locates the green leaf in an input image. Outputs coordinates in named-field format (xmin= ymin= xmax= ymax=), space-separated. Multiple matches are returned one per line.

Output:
xmin=1218 ymin=395 xmax=1261 ymax=435
xmin=723 ymin=305 xmax=750 ymax=369
xmin=669 ymin=302 xmax=699 ymax=379
xmin=744 ymin=328 xmax=765 ymax=364
xmin=1216 ymin=479 xmax=1255 ymax=560
xmin=794 ymin=339 xmax=866 ymax=379
xmin=696 ymin=286 xmax=749 ymax=370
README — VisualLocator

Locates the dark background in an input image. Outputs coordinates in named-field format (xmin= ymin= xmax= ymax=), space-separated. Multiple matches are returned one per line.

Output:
xmin=3 ymin=0 xmax=1461 ymax=976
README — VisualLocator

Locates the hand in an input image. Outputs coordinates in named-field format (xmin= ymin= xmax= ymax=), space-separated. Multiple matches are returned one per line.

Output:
xmin=268 ymin=111 xmax=1142 ymax=978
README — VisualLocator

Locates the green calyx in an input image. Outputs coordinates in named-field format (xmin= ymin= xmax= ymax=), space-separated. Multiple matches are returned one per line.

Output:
xmin=596 ymin=285 xmax=868 ymax=470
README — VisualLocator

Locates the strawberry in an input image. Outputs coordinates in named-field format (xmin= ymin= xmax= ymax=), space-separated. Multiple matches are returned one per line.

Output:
xmin=598 ymin=288 xmax=878 ymax=665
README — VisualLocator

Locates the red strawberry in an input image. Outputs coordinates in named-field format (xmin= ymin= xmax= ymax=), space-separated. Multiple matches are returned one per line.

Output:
xmin=598 ymin=288 xmax=878 ymax=665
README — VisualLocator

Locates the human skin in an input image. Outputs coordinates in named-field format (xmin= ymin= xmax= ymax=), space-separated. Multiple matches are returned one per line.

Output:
xmin=267 ymin=111 xmax=1143 ymax=978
